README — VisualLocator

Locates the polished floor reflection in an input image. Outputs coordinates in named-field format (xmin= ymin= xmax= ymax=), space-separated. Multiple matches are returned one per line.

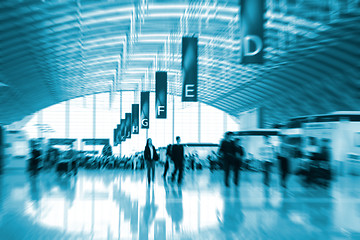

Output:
xmin=0 ymin=168 xmax=360 ymax=240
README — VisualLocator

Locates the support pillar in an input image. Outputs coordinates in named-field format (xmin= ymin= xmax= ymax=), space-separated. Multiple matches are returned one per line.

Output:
xmin=37 ymin=111 xmax=43 ymax=139
xmin=198 ymin=102 xmax=201 ymax=143
xmin=65 ymin=101 xmax=70 ymax=138
xmin=172 ymin=94 xmax=175 ymax=144
xmin=93 ymin=95 xmax=96 ymax=153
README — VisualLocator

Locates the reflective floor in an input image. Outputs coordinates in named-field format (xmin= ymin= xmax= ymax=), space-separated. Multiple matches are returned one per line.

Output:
xmin=0 ymin=168 xmax=360 ymax=240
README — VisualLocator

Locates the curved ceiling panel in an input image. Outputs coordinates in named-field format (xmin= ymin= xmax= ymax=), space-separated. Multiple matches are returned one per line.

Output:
xmin=0 ymin=0 xmax=359 ymax=126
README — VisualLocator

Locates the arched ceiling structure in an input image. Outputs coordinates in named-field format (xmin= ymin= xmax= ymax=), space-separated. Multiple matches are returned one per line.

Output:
xmin=0 ymin=0 xmax=359 ymax=126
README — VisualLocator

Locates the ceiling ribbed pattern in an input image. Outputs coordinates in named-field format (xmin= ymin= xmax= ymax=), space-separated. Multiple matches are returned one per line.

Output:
xmin=0 ymin=0 xmax=359 ymax=126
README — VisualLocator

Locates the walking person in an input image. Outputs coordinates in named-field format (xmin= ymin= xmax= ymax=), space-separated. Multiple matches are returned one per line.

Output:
xmin=163 ymin=144 xmax=172 ymax=180
xmin=171 ymin=136 xmax=184 ymax=185
xmin=259 ymin=136 xmax=275 ymax=187
xmin=219 ymin=132 xmax=236 ymax=187
xmin=234 ymin=138 xmax=245 ymax=186
xmin=144 ymin=138 xmax=159 ymax=185
xmin=277 ymin=135 xmax=290 ymax=188
xmin=30 ymin=143 xmax=41 ymax=176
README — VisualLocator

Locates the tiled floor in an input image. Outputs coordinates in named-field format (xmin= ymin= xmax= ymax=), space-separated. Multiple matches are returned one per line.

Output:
xmin=0 ymin=168 xmax=360 ymax=240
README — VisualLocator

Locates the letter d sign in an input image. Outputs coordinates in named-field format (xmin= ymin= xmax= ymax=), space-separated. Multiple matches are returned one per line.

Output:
xmin=244 ymin=35 xmax=263 ymax=57
xmin=241 ymin=0 xmax=264 ymax=64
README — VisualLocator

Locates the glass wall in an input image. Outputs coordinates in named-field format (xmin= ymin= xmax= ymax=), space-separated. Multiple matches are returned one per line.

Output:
xmin=23 ymin=92 xmax=239 ymax=155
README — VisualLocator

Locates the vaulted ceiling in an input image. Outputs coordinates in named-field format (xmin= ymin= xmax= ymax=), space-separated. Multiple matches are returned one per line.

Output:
xmin=0 ymin=0 xmax=359 ymax=126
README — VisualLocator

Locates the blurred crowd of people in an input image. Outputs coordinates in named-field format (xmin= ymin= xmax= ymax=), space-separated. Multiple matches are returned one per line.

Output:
xmin=28 ymin=132 xmax=332 ymax=189
xmin=142 ymin=132 xmax=332 ymax=188
xmin=27 ymin=141 xmax=143 ymax=177
xmin=216 ymin=132 xmax=332 ymax=188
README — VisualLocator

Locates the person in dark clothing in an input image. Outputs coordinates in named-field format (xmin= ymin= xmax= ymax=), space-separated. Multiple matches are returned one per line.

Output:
xmin=30 ymin=144 xmax=41 ymax=176
xmin=234 ymin=138 xmax=245 ymax=186
xmin=277 ymin=135 xmax=290 ymax=188
xmin=259 ymin=136 xmax=275 ymax=187
xmin=144 ymin=138 xmax=159 ymax=185
xmin=190 ymin=154 xmax=195 ymax=170
xmin=163 ymin=144 xmax=172 ymax=179
xmin=219 ymin=132 xmax=236 ymax=187
xmin=171 ymin=136 xmax=184 ymax=185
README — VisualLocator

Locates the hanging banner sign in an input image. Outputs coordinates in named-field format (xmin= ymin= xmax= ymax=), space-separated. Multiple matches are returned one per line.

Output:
xmin=240 ymin=0 xmax=264 ymax=64
xmin=182 ymin=37 xmax=198 ymax=102
xmin=116 ymin=124 xmax=121 ymax=143
xmin=140 ymin=91 xmax=150 ymax=129
xmin=125 ymin=113 xmax=131 ymax=138
xmin=120 ymin=119 xmax=126 ymax=142
xmin=132 ymin=104 xmax=140 ymax=134
xmin=114 ymin=128 xmax=118 ymax=146
xmin=156 ymin=71 xmax=167 ymax=119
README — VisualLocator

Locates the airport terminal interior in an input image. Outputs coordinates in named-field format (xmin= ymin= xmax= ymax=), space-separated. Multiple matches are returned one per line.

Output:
xmin=0 ymin=0 xmax=360 ymax=239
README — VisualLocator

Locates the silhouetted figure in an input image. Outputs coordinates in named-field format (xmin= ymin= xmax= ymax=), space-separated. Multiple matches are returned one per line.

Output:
xmin=144 ymin=138 xmax=159 ymax=185
xmin=163 ymin=144 xmax=172 ymax=179
xmin=234 ymin=138 xmax=245 ymax=186
xmin=277 ymin=135 xmax=290 ymax=188
xmin=219 ymin=132 xmax=236 ymax=187
xmin=29 ymin=143 xmax=41 ymax=176
xmin=190 ymin=154 xmax=195 ymax=170
xmin=259 ymin=136 xmax=275 ymax=187
xmin=171 ymin=136 xmax=184 ymax=185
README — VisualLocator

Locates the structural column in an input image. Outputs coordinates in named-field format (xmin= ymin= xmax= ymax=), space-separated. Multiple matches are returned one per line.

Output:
xmin=172 ymin=94 xmax=175 ymax=144
xmin=93 ymin=94 xmax=96 ymax=152
xmin=134 ymin=90 xmax=139 ymax=152
xmin=198 ymin=102 xmax=201 ymax=143
xmin=37 ymin=110 xmax=43 ymax=138
xmin=146 ymin=69 xmax=151 ymax=141
xmin=65 ymin=101 xmax=70 ymax=138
